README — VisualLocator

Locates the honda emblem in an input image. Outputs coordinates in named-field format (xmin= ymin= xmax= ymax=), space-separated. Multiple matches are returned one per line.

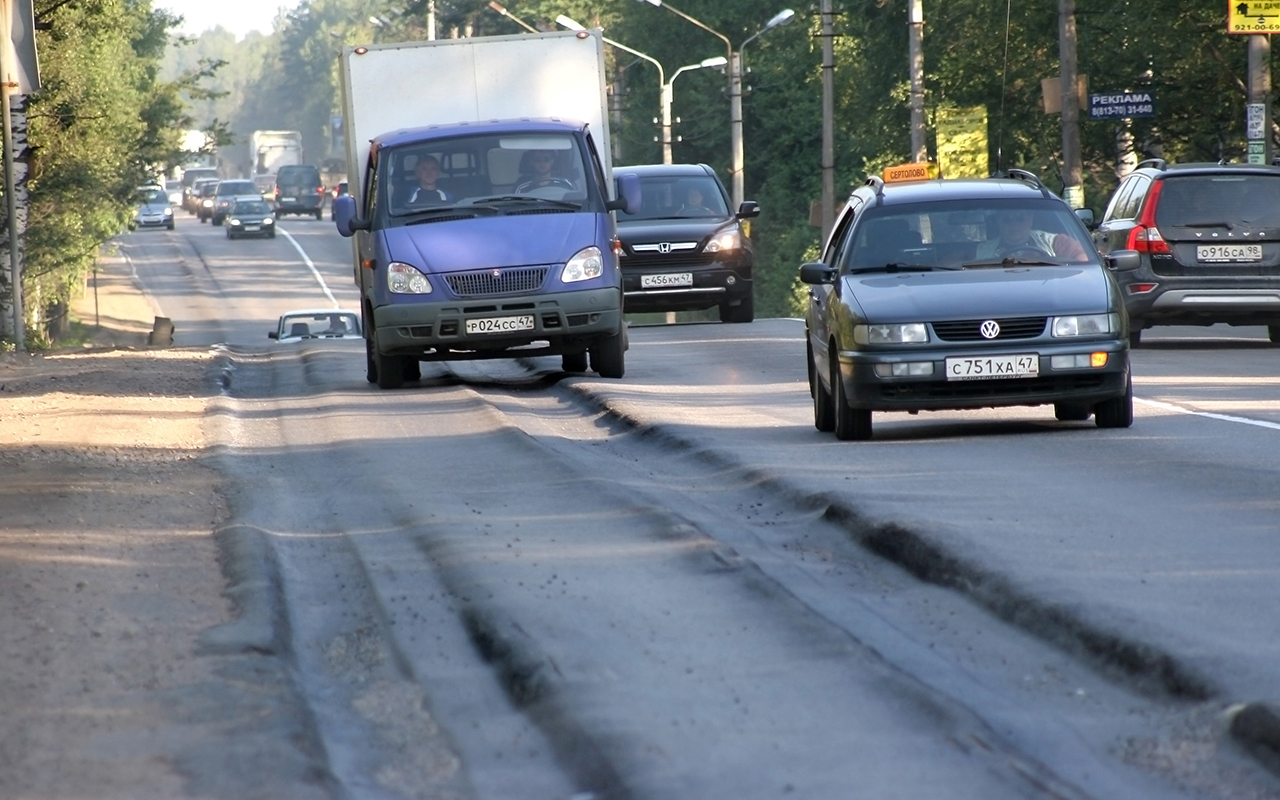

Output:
xmin=658 ymin=242 xmax=672 ymax=254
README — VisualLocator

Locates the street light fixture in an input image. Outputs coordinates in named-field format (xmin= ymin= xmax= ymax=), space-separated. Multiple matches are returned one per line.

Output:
xmin=632 ymin=0 xmax=794 ymax=207
xmin=487 ymin=1 xmax=538 ymax=33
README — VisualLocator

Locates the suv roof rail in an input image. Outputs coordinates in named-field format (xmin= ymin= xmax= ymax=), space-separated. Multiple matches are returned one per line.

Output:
xmin=864 ymin=175 xmax=885 ymax=205
xmin=1003 ymin=168 xmax=1052 ymax=198
xmin=1135 ymin=158 xmax=1167 ymax=171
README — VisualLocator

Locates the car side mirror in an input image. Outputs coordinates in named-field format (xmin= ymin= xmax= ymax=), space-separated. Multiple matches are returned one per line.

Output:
xmin=333 ymin=195 xmax=368 ymax=237
xmin=268 ymin=331 xmax=278 ymax=339
xmin=799 ymin=262 xmax=837 ymax=285
xmin=1106 ymin=249 xmax=1141 ymax=271
xmin=736 ymin=200 xmax=760 ymax=219
xmin=1075 ymin=207 xmax=1096 ymax=229
xmin=608 ymin=172 xmax=641 ymax=213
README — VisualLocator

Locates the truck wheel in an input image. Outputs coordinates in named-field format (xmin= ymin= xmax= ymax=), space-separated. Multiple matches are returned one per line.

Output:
xmin=719 ymin=292 xmax=754 ymax=323
xmin=375 ymin=346 xmax=405 ymax=389
xmin=364 ymin=337 xmax=378 ymax=383
xmin=402 ymin=357 xmax=421 ymax=382
xmin=589 ymin=328 xmax=626 ymax=379
xmin=562 ymin=351 xmax=588 ymax=373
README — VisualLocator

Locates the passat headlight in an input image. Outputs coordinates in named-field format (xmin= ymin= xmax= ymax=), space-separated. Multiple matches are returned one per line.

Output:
xmin=704 ymin=229 xmax=741 ymax=252
xmin=562 ymin=246 xmax=604 ymax=283
xmin=1052 ymin=313 xmax=1116 ymax=337
xmin=228 ymin=218 xmax=240 ymax=226
xmin=262 ymin=217 xmax=274 ymax=225
xmin=854 ymin=323 xmax=929 ymax=344
xmin=387 ymin=261 xmax=433 ymax=294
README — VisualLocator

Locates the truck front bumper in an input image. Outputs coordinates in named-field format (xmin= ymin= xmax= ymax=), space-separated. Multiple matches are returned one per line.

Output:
xmin=372 ymin=286 xmax=622 ymax=359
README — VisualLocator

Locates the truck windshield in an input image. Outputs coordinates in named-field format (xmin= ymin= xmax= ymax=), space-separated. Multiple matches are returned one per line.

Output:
xmin=378 ymin=133 xmax=604 ymax=225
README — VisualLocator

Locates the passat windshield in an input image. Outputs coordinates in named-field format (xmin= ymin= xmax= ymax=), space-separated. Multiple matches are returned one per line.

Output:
xmin=376 ymin=133 xmax=606 ymax=226
xmin=843 ymin=200 xmax=1098 ymax=271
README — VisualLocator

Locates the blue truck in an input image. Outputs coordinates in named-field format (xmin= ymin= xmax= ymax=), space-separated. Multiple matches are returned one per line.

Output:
xmin=332 ymin=31 xmax=640 ymax=388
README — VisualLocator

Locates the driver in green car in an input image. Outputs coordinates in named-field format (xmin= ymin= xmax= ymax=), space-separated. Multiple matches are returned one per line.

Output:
xmin=976 ymin=210 xmax=1090 ymax=262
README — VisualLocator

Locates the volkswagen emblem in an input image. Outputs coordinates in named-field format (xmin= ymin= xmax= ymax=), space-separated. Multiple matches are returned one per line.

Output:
xmin=657 ymin=242 xmax=673 ymax=254
xmin=979 ymin=320 xmax=1001 ymax=339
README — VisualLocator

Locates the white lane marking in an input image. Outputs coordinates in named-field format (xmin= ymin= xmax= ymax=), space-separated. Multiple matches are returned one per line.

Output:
xmin=1136 ymin=397 xmax=1280 ymax=431
xmin=280 ymin=228 xmax=339 ymax=307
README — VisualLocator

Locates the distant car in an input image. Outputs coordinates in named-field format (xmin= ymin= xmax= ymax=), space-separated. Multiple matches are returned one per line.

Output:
xmin=225 ymin=197 xmax=276 ymax=240
xmin=182 ymin=167 xmax=219 ymax=213
xmin=800 ymin=167 xmax=1135 ymax=440
xmin=254 ymin=174 xmax=276 ymax=201
xmin=164 ymin=180 xmax=183 ymax=206
xmin=614 ymin=163 xmax=759 ymax=323
xmin=275 ymin=164 xmax=325 ymax=219
xmin=329 ymin=180 xmax=348 ymax=220
xmin=131 ymin=185 xmax=175 ymax=231
xmin=1089 ymin=159 xmax=1280 ymax=345
xmin=196 ymin=181 xmax=220 ymax=222
xmin=268 ymin=309 xmax=362 ymax=343
xmin=211 ymin=179 xmax=262 ymax=226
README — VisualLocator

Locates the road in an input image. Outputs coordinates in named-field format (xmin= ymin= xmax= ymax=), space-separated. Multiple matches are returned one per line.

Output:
xmin=116 ymin=210 xmax=1280 ymax=799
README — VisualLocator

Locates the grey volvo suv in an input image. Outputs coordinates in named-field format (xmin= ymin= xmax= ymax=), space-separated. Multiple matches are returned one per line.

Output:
xmin=1090 ymin=159 xmax=1280 ymax=345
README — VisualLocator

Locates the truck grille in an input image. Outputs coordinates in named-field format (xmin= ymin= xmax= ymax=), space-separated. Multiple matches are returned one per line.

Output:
xmin=931 ymin=316 xmax=1047 ymax=341
xmin=446 ymin=266 xmax=548 ymax=297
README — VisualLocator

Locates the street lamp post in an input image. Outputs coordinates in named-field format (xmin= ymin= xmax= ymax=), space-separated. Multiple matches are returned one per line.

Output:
xmin=633 ymin=0 xmax=793 ymax=207
xmin=664 ymin=57 xmax=728 ymax=164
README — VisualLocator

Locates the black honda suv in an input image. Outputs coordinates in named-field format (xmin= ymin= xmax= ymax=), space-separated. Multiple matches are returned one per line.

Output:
xmin=1091 ymin=159 xmax=1280 ymax=345
xmin=614 ymin=163 xmax=759 ymax=323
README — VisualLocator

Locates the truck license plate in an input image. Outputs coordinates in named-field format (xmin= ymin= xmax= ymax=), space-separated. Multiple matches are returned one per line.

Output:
xmin=640 ymin=272 xmax=693 ymax=288
xmin=945 ymin=354 xmax=1039 ymax=381
xmin=1197 ymin=244 xmax=1262 ymax=262
xmin=465 ymin=315 xmax=535 ymax=335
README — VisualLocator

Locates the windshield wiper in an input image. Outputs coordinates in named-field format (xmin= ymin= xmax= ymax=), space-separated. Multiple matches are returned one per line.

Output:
xmin=470 ymin=195 xmax=581 ymax=210
xmin=848 ymin=263 xmax=961 ymax=273
xmin=400 ymin=205 xmax=497 ymax=224
xmin=962 ymin=257 xmax=1063 ymax=267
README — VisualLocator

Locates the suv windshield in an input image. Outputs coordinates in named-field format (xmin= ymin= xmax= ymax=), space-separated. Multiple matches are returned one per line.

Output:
xmin=1155 ymin=174 xmax=1280 ymax=229
xmin=844 ymin=200 xmax=1097 ymax=270
xmin=376 ymin=132 xmax=602 ymax=226
xmin=621 ymin=175 xmax=730 ymax=221
xmin=217 ymin=180 xmax=258 ymax=196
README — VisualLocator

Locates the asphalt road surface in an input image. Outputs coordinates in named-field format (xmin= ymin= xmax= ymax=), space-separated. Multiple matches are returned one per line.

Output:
xmin=114 ymin=211 xmax=1280 ymax=799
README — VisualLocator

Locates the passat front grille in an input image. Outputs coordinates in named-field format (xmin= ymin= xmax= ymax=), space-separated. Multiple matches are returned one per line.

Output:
xmin=446 ymin=267 xmax=548 ymax=297
xmin=931 ymin=317 xmax=1047 ymax=341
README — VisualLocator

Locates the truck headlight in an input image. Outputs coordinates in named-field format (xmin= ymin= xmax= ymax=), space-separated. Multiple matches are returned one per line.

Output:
xmin=388 ymin=262 xmax=433 ymax=294
xmin=1052 ymin=313 xmax=1115 ymax=337
xmin=854 ymin=323 xmax=929 ymax=344
xmin=562 ymin=246 xmax=604 ymax=283
xmin=704 ymin=229 xmax=741 ymax=252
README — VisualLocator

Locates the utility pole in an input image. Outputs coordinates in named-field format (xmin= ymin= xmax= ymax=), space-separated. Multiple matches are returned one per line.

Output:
xmin=820 ymin=0 xmax=835 ymax=240
xmin=1247 ymin=35 xmax=1271 ymax=164
xmin=1058 ymin=0 xmax=1083 ymax=208
xmin=907 ymin=0 xmax=926 ymax=163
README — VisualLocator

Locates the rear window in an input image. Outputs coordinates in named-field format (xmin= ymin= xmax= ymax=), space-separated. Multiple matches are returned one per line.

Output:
xmin=277 ymin=167 xmax=321 ymax=188
xmin=217 ymin=180 xmax=258 ymax=195
xmin=1155 ymin=175 xmax=1280 ymax=229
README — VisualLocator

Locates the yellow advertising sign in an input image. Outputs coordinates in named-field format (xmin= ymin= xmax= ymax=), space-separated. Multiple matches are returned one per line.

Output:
xmin=936 ymin=106 xmax=989 ymax=178
xmin=883 ymin=162 xmax=937 ymax=183
xmin=1228 ymin=0 xmax=1280 ymax=33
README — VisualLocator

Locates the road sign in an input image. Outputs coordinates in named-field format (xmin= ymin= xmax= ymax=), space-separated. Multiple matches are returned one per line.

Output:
xmin=1088 ymin=91 xmax=1155 ymax=120
xmin=1247 ymin=103 xmax=1267 ymax=139
xmin=1228 ymin=0 xmax=1280 ymax=33
xmin=1248 ymin=140 xmax=1267 ymax=164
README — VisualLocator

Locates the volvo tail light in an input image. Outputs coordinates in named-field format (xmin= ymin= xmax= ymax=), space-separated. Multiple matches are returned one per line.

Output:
xmin=1125 ymin=179 xmax=1170 ymax=254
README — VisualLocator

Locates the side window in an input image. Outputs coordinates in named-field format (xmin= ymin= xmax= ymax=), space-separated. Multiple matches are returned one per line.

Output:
xmin=1102 ymin=177 xmax=1137 ymax=223
xmin=364 ymin=154 xmax=379 ymax=222
xmin=584 ymin=132 xmax=609 ymax=198
xmin=822 ymin=201 xmax=858 ymax=265
xmin=1119 ymin=175 xmax=1151 ymax=220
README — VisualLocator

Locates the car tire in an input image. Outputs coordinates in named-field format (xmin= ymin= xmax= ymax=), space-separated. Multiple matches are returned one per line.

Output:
xmin=268 ymin=231 xmax=276 ymax=238
xmin=226 ymin=230 xmax=233 ymax=240
xmin=1054 ymin=402 xmax=1092 ymax=421
xmin=1128 ymin=328 xmax=1142 ymax=348
xmin=314 ymin=210 xmax=323 ymax=221
xmin=831 ymin=354 xmax=871 ymax=440
xmin=1094 ymin=376 xmax=1134 ymax=429
xmin=719 ymin=292 xmax=754 ymax=323
xmin=166 ymin=222 xmax=175 ymax=231
xmin=1268 ymin=325 xmax=1280 ymax=344
xmin=589 ymin=325 xmax=626 ymax=379
xmin=364 ymin=336 xmax=378 ymax=384
xmin=374 ymin=337 xmax=405 ymax=390
xmin=212 ymin=215 xmax=222 ymax=226
xmin=402 ymin=357 xmax=421 ymax=382
xmin=562 ymin=351 xmax=588 ymax=373
xmin=810 ymin=341 xmax=834 ymax=432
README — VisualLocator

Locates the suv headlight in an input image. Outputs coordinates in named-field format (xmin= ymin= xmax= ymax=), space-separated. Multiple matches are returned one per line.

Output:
xmin=1052 ymin=313 xmax=1116 ymax=337
xmin=704 ymin=228 xmax=741 ymax=253
xmin=388 ymin=262 xmax=433 ymax=294
xmin=562 ymin=246 xmax=604 ymax=283
xmin=854 ymin=323 xmax=929 ymax=344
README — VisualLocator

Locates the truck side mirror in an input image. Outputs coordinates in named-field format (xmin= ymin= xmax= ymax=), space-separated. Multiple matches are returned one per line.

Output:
xmin=333 ymin=195 xmax=368 ymax=237
xmin=608 ymin=172 xmax=641 ymax=213
xmin=736 ymin=200 xmax=760 ymax=219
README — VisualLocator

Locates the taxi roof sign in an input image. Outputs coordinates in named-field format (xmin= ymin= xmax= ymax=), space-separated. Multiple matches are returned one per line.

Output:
xmin=883 ymin=162 xmax=939 ymax=183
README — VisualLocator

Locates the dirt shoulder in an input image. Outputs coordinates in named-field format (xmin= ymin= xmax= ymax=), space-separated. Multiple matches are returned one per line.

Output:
xmin=0 ymin=252 xmax=288 ymax=798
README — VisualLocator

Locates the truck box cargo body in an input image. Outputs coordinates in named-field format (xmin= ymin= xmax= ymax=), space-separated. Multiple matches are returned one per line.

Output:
xmin=333 ymin=31 xmax=639 ymax=388
xmin=250 ymin=130 xmax=303 ymax=176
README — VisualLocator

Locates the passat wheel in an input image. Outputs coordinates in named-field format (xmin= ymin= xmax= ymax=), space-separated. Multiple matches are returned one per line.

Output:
xmin=1094 ymin=376 xmax=1133 ymax=428
xmin=831 ymin=354 xmax=871 ymax=440
xmin=810 ymin=341 xmax=834 ymax=432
